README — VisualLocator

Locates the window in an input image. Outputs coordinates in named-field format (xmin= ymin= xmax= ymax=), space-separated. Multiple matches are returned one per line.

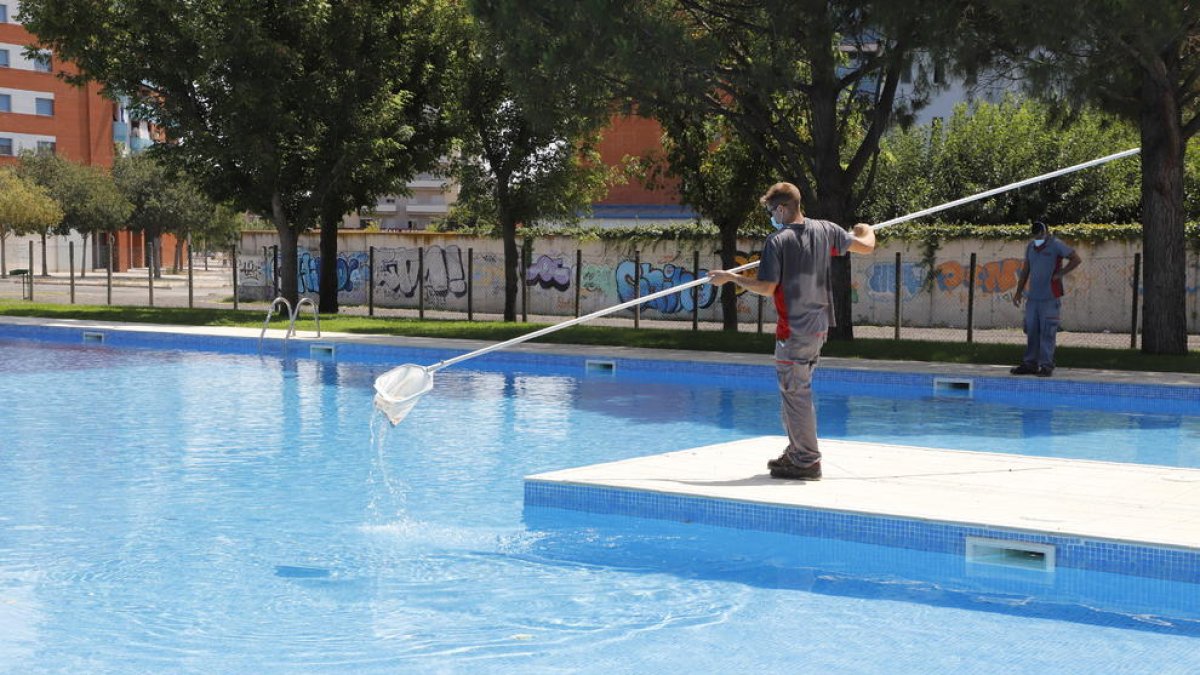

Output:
xmin=0 ymin=4 xmax=8 ymax=23
xmin=0 ymin=94 xmax=9 ymax=113
xmin=33 ymin=51 xmax=51 ymax=72
xmin=37 ymin=141 xmax=55 ymax=154
xmin=35 ymin=97 xmax=54 ymax=116
xmin=0 ymin=49 xmax=9 ymax=68
xmin=0 ymin=137 xmax=12 ymax=156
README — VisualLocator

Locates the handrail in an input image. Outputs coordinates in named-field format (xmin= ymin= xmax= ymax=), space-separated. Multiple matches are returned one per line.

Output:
xmin=289 ymin=297 xmax=321 ymax=340
xmin=259 ymin=296 xmax=293 ymax=351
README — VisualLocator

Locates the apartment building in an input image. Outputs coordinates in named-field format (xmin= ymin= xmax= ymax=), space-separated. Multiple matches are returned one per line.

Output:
xmin=351 ymin=171 xmax=460 ymax=231
xmin=0 ymin=0 xmax=166 ymax=274
xmin=0 ymin=1 xmax=114 ymax=168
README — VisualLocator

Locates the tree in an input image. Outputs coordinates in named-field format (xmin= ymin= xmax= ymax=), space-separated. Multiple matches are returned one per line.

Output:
xmin=638 ymin=112 xmax=773 ymax=330
xmin=20 ymin=0 xmax=460 ymax=309
xmin=15 ymin=151 xmax=130 ymax=276
xmin=446 ymin=16 xmax=614 ymax=321
xmin=113 ymin=153 xmax=233 ymax=277
xmin=984 ymin=1 xmax=1200 ymax=355
xmin=0 ymin=168 xmax=63 ymax=276
xmin=861 ymin=96 xmax=1141 ymax=225
xmin=474 ymin=0 xmax=973 ymax=339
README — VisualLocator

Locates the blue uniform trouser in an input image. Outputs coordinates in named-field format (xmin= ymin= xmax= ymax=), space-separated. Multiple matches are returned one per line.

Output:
xmin=775 ymin=333 xmax=825 ymax=468
xmin=1022 ymin=298 xmax=1061 ymax=369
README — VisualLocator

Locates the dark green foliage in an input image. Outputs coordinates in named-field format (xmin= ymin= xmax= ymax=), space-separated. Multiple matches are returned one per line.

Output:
xmin=861 ymin=97 xmax=1141 ymax=226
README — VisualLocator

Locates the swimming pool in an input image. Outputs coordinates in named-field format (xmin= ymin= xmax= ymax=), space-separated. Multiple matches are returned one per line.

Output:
xmin=1 ymin=328 xmax=1199 ymax=673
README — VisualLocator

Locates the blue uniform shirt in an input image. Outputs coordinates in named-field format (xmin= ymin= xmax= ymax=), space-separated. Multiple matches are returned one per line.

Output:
xmin=1023 ymin=236 xmax=1074 ymax=300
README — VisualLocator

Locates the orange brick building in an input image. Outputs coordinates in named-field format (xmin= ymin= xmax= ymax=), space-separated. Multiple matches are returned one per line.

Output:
xmin=591 ymin=114 xmax=692 ymax=224
xmin=1 ymin=1 xmax=161 ymax=273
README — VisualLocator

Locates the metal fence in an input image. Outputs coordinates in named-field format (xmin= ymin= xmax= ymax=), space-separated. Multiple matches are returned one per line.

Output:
xmin=4 ymin=240 xmax=1197 ymax=351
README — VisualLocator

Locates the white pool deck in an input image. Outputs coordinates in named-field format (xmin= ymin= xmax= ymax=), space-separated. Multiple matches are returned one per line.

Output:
xmin=528 ymin=437 xmax=1200 ymax=552
xmin=6 ymin=315 xmax=1200 ymax=553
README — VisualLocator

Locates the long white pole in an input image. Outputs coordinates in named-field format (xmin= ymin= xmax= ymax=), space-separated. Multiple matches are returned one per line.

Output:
xmin=431 ymin=147 xmax=1141 ymax=372
xmin=432 ymin=260 xmax=759 ymax=371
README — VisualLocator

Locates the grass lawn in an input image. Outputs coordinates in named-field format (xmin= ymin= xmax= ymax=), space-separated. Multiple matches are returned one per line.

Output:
xmin=1 ymin=300 xmax=1195 ymax=374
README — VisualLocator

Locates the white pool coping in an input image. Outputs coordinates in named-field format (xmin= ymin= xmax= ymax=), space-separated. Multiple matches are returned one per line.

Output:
xmin=527 ymin=437 xmax=1200 ymax=552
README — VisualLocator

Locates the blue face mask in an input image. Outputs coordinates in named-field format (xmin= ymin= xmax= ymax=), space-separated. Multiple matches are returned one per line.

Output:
xmin=771 ymin=216 xmax=784 ymax=230
xmin=1034 ymin=238 xmax=1045 ymax=247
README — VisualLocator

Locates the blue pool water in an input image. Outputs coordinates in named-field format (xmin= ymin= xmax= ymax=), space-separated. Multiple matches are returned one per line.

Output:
xmin=1 ymin=335 xmax=1199 ymax=673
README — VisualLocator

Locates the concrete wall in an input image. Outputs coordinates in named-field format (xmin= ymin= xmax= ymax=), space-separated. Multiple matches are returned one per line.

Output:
xmin=2 ymin=231 xmax=89 ymax=275
xmin=237 ymin=231 xmax=1198 ymax=333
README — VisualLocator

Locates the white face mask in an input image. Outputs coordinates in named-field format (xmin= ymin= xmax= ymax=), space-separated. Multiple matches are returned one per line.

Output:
xmin=1034 ymin=239 xmax=1045 ymax=247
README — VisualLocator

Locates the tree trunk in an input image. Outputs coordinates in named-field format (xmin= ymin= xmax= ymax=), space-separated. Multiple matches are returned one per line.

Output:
xmin=272 ymin=193 xmax=299 ymax=306
xmin=501 ymin=215 xmax=519 ymax=322
xmin=173 ymin=236 xmax=184 ymax=273
xmin=318 ymin=210 xmax=340 ymax=313
xmin=807 ymin=84 xmax=856 ymax=342
xmin=1138 ymin=77 xmax=1188 ymax=355
xmin=718 ymin=218 xmax=740 ymax=331
xmin=40 ymin=232 xmax=49 ymax=276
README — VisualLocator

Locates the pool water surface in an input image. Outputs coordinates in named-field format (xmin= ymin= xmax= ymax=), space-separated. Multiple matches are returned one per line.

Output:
xmin=1 ymin=337 xmax=1198 ymax=673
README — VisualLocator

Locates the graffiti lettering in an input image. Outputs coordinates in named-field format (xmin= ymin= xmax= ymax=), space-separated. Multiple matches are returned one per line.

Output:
xmin=238 ymin=260 xmax=264 ymax=284
xmin=864 ymin=262 xmax=925 ymax=299
xmin=374 ymin=246 xmax=467 ymax=300
xmin=935 ymin=258 xmax=1023 ymax=294
xmin=292 ymin=251 xmax=368 ymax=294
xmin=526 ymin=254 xmax=572 ymax=291
xmin=614 ymin=260 xmax=717 ymax=314
xmin=297 ymin=251 xmax=320 ymax=294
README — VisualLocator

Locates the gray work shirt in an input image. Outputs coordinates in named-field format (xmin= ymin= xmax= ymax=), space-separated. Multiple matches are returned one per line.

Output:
xmin=756 ymin=217 xmax=853 ymax=339
xmin=1023 ymin=236 xmax=1075 ymax=300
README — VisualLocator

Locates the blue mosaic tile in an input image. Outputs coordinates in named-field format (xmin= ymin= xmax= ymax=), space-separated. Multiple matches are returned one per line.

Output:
xmin=3 ymin=322 xmax=1199 ymax=408
xmin=524 ymin=480 xmax=1200 ymax=584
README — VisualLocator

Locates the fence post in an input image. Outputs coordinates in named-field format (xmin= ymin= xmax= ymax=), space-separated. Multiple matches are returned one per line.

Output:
xmin=148 ymin=244 xmax=155 ymax=307
xmin=467 ymin=247 xmax=474 ymax=322
xmin=633 ymin=250 xmax=641 ymax=329
xmin=271 ymin=244 xmax=279 ymax=299
xmin=1130 ymin=252 xmax=1141 ymax=350
xmin=757 ymin=294 xmax=764 ymax=334
xmin=69 ymin=241 xmax=75 ymax=304
xmin=894 ymin=251 xmax=901 ymax=340
xmin=966 ymin=252 xmax=977 ymax=343
xmin=521 ymin=240 xmax=528 ymax=323
xmin=107 ymin=234 xmax=114 ymax=306
xmin=187 ymin=234 xmax=194 ymax=309
xmin=231 ymin=246 xmax=239 ymax=311
xmin=368 ymin=246 xmax=375 ymax=317
xmin=574 ymin=249 xmax=582 ymax=318
xmin=27 ymin=240 xmax=33 ymax=301
xmin=692 ymin=250 xmax=700 ymax=331
xmin=418 ymin=246 xmax=425 ymax=320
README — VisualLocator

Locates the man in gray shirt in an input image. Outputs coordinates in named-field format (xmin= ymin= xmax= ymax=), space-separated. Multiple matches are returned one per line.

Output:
xmin=709 ymin=182 xmax=875 ymax=480
xmin=1010 ymin=221 xmax=1083 ymax=377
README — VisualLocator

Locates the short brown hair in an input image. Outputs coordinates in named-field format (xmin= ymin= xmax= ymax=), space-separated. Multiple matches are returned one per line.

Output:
xmin=760 ymin=182 xmax=803 ymax=211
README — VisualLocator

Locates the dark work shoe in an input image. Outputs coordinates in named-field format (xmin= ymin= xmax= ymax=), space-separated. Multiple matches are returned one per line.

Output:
xmin=767 ymin=452 xmax=789 ymax=471
xmin=1010 ymin=363 xmax=1037 ymax=375
xmin=1036 ymin=366 xmax=1054 ymax=377
xmin=769 ymin=457 xmax=822 ymax=480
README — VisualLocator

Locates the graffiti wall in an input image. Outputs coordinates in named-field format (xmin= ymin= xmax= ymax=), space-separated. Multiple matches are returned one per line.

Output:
xmin=238 ymin=231 xmax=1187 ymax=332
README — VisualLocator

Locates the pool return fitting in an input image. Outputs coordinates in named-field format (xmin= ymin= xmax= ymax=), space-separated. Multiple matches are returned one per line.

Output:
xmin=373 ymin=148 xmax=1141 ymax=425
xmin=258 ymin=296 xmax=321 ymax=352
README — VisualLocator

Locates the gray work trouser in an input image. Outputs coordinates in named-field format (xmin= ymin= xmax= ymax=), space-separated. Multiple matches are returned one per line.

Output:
xmin=775 ymin=333 xmax=825 ymax=468
xmin=1022 ymin=297 xmax=1061 ymax=369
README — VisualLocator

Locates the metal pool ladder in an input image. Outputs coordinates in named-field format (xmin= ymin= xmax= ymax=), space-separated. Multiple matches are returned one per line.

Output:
xmin=259 ymin=296 xmax=321 ymax=351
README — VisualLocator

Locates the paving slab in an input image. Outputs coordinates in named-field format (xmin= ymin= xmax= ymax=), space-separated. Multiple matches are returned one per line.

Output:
xmin=527 ymin=437 xmax=1200 ymax=551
